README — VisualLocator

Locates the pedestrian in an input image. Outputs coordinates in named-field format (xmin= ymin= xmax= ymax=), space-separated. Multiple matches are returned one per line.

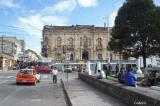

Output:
xmin=115 ymin=64 xmax=119 ymax=75
xmin=96 ymin=70 xmax=102 ymax=79
xmin=51 ymin=66 xmax=58 ymax=84
xmin=117 ymin=70 xmax=125 ymax=84
xmin=124 ymin=65 xmax=137 ymax=87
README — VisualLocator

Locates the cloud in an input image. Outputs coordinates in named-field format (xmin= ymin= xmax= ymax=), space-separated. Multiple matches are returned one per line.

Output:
xmin=107 ymin=1 xmax=124 ymax=27
xmin=42 ymin=0 xmax=77 ymax=14
xmin=18 ymin=0 xmax=100 ymax=38
xmin=41 ymin=16 xmax=68 ymax=26
xmin=54 ymin=0 xmax=77 ymax=12
xmin=18 ymin=14 xmax=68 ymax=38
xmin=109 ymin=12 xmax=117 ymax=27
xmin=0 ymin=0 xmax=20 ymax=8
xmin=77 ymin=0 xmax=98 ymax=7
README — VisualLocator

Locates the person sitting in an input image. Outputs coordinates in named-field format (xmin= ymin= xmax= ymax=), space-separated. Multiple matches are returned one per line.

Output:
xmin=117 ymin=70 xmax=125 ymax=84
xmin=148 ymin=71 xmax=156 ymax=86
xmin=141 ymin=71 xmax=156 ymax=86
xmin=96 ymin=70 xmax=102 ymax=79
xmin=124 ymin=66 xmax=136 ymax=87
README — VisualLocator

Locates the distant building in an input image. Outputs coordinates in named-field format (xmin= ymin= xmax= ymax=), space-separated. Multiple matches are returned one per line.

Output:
xmin=41 ymin=25 xmax=120 ymax=61
xmin=24 ymin=49 xmax=40 ymax=62
xmin=139 ymin=56 xmax=160 ymax=68
xmin=0 ymin=36 xmax=25 ymax=71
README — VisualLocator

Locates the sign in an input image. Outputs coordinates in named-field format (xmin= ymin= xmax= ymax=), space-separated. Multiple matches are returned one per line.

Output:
xmin=60 ymin=55 xmax=65 ymax=63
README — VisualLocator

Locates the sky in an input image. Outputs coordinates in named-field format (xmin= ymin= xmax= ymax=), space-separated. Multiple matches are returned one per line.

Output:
xmin=0 ymin=0 xmax=160 ymax=55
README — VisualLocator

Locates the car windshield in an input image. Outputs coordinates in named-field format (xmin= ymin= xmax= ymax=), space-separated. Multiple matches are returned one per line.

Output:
xmin=20 ymin=70 xmax=33 ymax=74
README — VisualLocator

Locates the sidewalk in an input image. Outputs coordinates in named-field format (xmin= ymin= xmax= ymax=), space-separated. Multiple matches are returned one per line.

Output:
xmin=62 ymin=72 xmax=126 ymax=106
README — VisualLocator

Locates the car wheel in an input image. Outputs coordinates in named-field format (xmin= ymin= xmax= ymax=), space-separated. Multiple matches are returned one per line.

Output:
xmin=16 ymin=82 xmax=19 ymax=85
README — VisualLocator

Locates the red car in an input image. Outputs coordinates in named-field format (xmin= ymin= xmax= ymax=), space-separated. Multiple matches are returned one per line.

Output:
xmin=16 ymin=69 xmax=41 ymax=85
xmin=35 ymin=66 xmax=52 ymax=74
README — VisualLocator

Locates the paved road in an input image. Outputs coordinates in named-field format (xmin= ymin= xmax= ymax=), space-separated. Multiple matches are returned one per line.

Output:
xmin=0 ymin=71 xmax=128 ymax=106
xmin=0 ymin=70 xmax=67 ymax=106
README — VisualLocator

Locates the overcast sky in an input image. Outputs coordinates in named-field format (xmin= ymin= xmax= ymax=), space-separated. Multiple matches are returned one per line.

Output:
xmin=0 ymin=0 xmax=159 ymax=54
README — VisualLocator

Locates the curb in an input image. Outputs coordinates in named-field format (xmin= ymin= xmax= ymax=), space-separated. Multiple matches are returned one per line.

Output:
xmin=60 ymin=79 xmax=72 ymax=106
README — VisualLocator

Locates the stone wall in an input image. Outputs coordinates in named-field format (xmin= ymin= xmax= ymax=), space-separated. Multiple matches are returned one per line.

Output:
xmin=78 ymin=73 xmax=160 ymax=106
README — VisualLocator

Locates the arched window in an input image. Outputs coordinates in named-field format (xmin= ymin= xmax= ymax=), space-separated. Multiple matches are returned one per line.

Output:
xmin=83 ymin=36 xmax=88 ymax=48
xmin=89 ymin=37 xmax=91 ymax=46
xmin=98 ymin=38 xmax=102 ymax=47
xmin=98 ymin=54 xmax=103 ymax=60
xmin=96 ymin=38 xmax=102 ymax=50
xmin=80 ymin=37 xmax=82 ymax=46
xmin=44 ymin=37 xmax=49 ymax=46
xmin=68 ymin=37 xmax=74 ymax=47
xmin=57 ymin=37 xmax=62 ymax=47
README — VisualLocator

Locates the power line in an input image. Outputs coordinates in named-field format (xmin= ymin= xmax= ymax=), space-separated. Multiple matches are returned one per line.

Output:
xmin=0 ymin=24 xmax=42 ymax=37
xmin=0 ymin=31 xmax=41 ymax=38
xmin=0 ymin=24 xmax=42 ymax=31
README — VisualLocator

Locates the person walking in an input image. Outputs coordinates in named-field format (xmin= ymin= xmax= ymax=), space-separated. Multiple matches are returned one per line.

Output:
xmin=51 ymin=66 xmax=58 ymax=84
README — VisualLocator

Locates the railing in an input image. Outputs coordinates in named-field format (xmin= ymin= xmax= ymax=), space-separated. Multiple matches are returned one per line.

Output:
xmin=51 ymin=59 xmax=137 ymax=64
xmin=110 ymin=60 xmax=137 ymax=63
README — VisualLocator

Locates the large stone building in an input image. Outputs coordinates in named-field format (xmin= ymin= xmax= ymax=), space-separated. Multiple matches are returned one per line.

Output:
xmin=41 ymin=25 xmax=120 ymax=61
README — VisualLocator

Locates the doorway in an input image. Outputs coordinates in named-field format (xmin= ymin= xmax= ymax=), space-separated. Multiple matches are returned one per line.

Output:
xmin=82 ymin=51 xmax=89 ymax=60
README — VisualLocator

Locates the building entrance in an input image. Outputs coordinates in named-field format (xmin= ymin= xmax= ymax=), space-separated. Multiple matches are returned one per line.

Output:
xmin=82 ymin=51 xmax=89 ymax=60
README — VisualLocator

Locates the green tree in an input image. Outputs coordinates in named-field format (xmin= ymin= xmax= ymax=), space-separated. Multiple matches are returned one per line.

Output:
xmin=109 ymin=0 xmax=160 ymax=67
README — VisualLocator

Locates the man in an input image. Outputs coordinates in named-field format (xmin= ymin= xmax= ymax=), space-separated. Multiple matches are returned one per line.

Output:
xmin=124 ymin=66 xmax=136 ymax=87
xmin=51 ymin=66 xmax=58 ymax=84
xmin=115 ymin=64 xmax=119 ymax=75
xmin=118 ymin=70 xmax=125 ymax=84
xmin=96 ymin=70 xmax=102 ymax=79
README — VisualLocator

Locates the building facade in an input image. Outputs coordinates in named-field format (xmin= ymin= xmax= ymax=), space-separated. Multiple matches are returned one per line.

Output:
xmin=24 ymin=49 xmax=40 ymax=62
xmin=42 ymin=25 xmax=120 ymax=61
xmin=0 ymin=36 xmax=25 ymax=71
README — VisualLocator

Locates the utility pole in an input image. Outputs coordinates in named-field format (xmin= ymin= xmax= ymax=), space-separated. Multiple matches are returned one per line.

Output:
xmin=1 ymin=35 xmax=4 ymax=71
xmin=1 ymin=35 xmax=3 ymax=54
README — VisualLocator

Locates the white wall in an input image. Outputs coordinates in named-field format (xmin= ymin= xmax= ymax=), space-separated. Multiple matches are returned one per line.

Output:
xmin=140 ymin=56 xmax=160 ymax=68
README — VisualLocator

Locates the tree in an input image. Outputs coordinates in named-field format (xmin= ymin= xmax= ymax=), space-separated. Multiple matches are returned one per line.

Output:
xmin=109 ymin=0 xmax=160 ymax=67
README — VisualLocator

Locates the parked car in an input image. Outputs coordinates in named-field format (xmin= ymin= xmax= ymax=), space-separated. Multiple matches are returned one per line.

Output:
xmin=16 ymin=69 xmax=41 ymax=85
xmin=35 ymin=66 xmax=52 ymax=74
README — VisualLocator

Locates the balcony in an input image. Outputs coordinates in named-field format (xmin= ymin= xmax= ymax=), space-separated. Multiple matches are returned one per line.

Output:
xmin=67 ymin=45 xmax=74 ymax=51
xmin=96 ymin=46 xmax=102 ymax=51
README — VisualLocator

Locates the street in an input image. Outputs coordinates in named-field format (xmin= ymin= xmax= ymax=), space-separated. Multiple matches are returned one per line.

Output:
xmin=0 ymin=70 xmax=129 ymax=106
xmin=0 ymin=70 xmax=67 ymax=106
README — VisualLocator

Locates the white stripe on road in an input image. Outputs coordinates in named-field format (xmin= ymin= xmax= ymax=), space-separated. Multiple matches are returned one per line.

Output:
xmin=31 ymin=99 xmax=41 ymax=102
xmin=5 ymin=76 xmax=15 ymax=79
xmin=42 ymin=75 xmax=48 ymax=79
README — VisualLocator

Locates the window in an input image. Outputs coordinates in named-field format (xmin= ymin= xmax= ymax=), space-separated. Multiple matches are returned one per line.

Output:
xmin=83 ymin=36 xmax=88 ymax=48
xmin=68 ymin=37 xmax=74 ymax=48
xmin=96 ymin=38 xmax=102 ymax=50
xmin=98 ymin=54 xmax=103 ymax=60
xmin=44 ymin=37 xmax=49 ymax=46
xmin=57 ymin=37 xmax=62 ymax=47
